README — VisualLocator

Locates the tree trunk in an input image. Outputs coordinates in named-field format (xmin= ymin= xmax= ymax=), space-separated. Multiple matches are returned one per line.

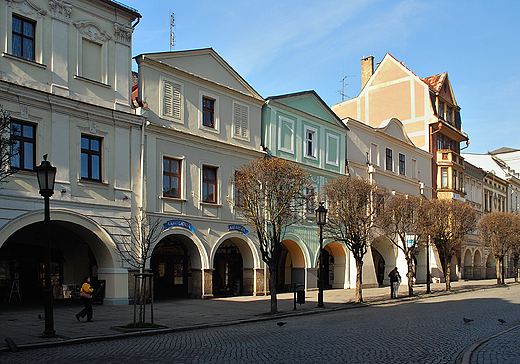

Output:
xmin=269 ymin=265 xmax=278 ymax=314
xmin=495 ymin=256 xmax=502 ymax=285
xmin=355 ymin=258 xmax=363 ymax=303
xmin=406 ymin=254 xmax=414 ymax=297
xmin=445 ymin=256 xmax=451 ymax=291
xmin=514 ymin=257 xmax=519 ymax=283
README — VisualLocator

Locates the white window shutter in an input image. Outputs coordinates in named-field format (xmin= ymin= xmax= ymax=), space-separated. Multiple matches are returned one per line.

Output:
xmin=234 ymin=103 xmax=248 ymax=138
xmin=163 ymin=80 xmax=181 ymax=119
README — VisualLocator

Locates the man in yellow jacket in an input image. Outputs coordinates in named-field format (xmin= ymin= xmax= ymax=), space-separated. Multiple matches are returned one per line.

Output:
xmin=76 ymin=276 xmax=94 ymax=322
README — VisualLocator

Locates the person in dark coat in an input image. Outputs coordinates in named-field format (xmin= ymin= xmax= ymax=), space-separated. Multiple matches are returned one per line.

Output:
xmin=76 ymin=276 xmax=94 ymax=322
xmin=388 ymin=267 xmax=401 ymax=298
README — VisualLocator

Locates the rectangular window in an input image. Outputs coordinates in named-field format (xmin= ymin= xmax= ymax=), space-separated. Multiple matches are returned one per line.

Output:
xmin=10 ymin=120 xmax=36 ymax=170
xmin=385 ymin=148 xmax=393 ymax=171
xmin=399 ymin=153 xmax=405 ymax=175
xmin=234 ymin=171 xmax=245 ymax=208
xmin=452 ymin=170 xmax=457 ymax=190
xmin=233 ymin=102 xmax=249 ymax=139
xmin=12 ymin=15 xmax=35 ymax=61
xmin=278 ymin=116 xmax=294 ymax=154
xmin=326 ymin=133 xmax=339 ymax=166
xmin=82 ymin=39 xmax=102 ymax=82
xmin=411 ymin=159 xmax=417 ymax=179
xmin=441 ymin=168 xmax=448 ymax=188
xmin=304 ymin=126 xmax=317 ymax=159
xmin=438 ymin=101 xmax=444 ymax=119
xmin=202 ymin=166 xmax=217 ymax=203
xmin=163 ymin=79 xmax=182 ymax=120
xmin=202 ymin=97 xmax=215 ymax=128
xmin=370 ymin=143 xmax=379 ymax=166
xmin=305 ymin=187 xmax=315 ymax=214
xmin=446 ymin=107 xmax=453 ymax=124
xmin=81 ymin=135 xmax=102 ymax=181
xmin=459 ymin=172 xmax=463 ymax=192
xmin=163 ymin=157 xmax=181 ymax=198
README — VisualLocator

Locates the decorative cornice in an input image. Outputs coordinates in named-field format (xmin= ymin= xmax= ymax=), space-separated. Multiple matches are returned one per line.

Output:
xmin=114 ymin=22 xmax=133 ymax=45
xmin=74 ymin=21 xmax=111 ymax=43
xmin=49 ymin=0 xmax=72 ymax=20
xmin=7 ymin=0 xmax=47 ymax=18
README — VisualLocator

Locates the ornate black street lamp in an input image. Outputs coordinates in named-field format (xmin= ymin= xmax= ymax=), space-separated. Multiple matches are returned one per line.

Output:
xmin=35 ymin=154 xmax=57 ymax=337
xmin=315 ymin=202 xmax=327 ymax=308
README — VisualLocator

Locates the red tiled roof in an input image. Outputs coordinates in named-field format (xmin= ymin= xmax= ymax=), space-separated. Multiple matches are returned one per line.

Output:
xmin=422 ymin=72 xmax=447 ymax=93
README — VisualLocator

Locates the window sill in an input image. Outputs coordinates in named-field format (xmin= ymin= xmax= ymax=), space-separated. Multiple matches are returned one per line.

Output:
xmin=74 ymin=75 xmax=111 ymax=88
xmin=2 ymin=53 xmax=46 ymax=69
xmin=200 ymin=125 xmax=219 ymax=134
xmin=304 ymin=155 xmax=318 ymax=161
xmin=159 ymin=196 xmax=187 ymax=202
xmin=200 ymin=202 xmax=222 ymax=207
xmin=78 ymin=179 xmax=109 ymax=188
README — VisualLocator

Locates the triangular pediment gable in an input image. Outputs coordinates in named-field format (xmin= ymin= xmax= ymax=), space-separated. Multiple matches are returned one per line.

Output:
xmin=144 ymin=48 xmax=262 ymax=99
xmin=368 ymin=54 xmax=419 ymax=88
xmin=376 ymin=118 xmax=415 ymax=146
xmin=269 ymin=91 xmax=345 ymax=128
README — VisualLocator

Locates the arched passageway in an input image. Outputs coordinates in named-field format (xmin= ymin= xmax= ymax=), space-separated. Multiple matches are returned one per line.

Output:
xmin=474 ymin=250 xmax=483 ymax=279
xmin=278 ymin=239 xmax=306 ymax=292
xmin=463 ymin=249 xmax=473 ymax=279
xmin=323 ymin=241 xmax=348 ymax=289
xmin=486 ymin=254 xmax=497 ymax=279
xmin=212 ymin=241 xmax=243 ymax=297
xmin=151 ymin=235 xmax=194 ymax=299
xmin=0 ymin=210 xmax=124 ymax=304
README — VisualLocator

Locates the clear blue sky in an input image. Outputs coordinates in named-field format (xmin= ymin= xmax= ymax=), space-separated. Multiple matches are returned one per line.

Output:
xmin=125 ymin=0 xmax=519 ymax=154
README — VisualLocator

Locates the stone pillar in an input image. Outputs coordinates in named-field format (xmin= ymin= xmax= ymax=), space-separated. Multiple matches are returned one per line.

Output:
xmin=307 ymin=267 xmax=318 ymax=290
xmin=190 ymin=269 xmax=202 ymax=299
xmin=242 ymin=268 xmax=254 ymax=295
xmin=202 ymin=269 xmax=214 ymax=299
xmin=255 ymin=268 xmax=265 ymax=296
xmin=97 ymin=268 xmax=129 ymax=305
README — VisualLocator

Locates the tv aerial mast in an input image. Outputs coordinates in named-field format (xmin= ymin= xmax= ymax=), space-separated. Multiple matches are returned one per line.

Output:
xmin=170 ymin=12 xmax=175 ymax=51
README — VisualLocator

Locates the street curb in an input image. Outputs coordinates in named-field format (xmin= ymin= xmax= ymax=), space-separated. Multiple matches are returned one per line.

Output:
xmin=1 ymin=282 xmax=515 ymax=353
xmin=460 ymin=323 xmax=520 ymax=364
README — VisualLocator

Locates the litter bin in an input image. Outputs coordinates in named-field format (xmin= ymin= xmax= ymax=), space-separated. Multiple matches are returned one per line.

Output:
xmin=293 ymin=283 xmax=305 ymax=310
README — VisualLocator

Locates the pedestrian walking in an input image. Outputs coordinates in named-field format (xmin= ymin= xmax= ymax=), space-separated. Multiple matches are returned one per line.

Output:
xmin=388 ymin=267 xmax=401 ymax=298
xmin=76 ymin=276 xmax=94 ymax=322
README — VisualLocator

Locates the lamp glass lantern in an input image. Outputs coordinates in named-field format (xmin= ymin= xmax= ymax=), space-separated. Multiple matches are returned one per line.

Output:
xmin=315 ymin=202 xmax=327 ymax=226
xmin=36 ymin=156 xmax=57 ymax=197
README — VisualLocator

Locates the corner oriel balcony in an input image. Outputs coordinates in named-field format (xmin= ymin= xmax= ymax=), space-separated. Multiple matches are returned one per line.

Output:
xmin=437 ymin=149 xmax=466 ymax=200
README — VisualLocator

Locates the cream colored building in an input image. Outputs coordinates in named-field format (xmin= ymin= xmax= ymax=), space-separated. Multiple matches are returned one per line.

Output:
xmin=332 ymin=54 xmax=469 ymax=201
xmin=0 ymin=0 xmax=142 ymax=305
xmin=134 ymin=49 xmax=266 ymax=299
xmin=343 ymin=116 xmax=436 ymax=288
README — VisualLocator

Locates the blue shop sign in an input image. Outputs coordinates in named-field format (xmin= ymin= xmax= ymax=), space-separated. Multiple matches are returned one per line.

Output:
xmin=228 ymin=224 xmax=248 ymax=236
xmin=163 ymin=220 xmax=195 ymax=232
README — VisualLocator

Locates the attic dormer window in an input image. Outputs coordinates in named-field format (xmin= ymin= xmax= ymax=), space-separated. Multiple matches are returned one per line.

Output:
xmin=446 ymin=107 xmax=453 ymax=124
xmin=438 ymin=101 xmax=444 ymax=119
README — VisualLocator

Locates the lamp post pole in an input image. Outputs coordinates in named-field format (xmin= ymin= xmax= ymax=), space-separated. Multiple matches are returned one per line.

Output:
xmin=36 ymin=155 xmax=57 ymax=337
xmin=315 ymin=202 xmax=327 ymax=308
xmin=426 ymin=235 xmax=431 ymax=294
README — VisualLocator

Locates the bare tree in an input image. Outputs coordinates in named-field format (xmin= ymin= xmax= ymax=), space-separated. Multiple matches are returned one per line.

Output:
xmin=322 ymin=176 xmax=380 ymax=303
xmin=509 ymin=215 xmax=520 ymax=282
xmin=232 ymin=155 xmax=312 ymax=314
xmin=377 ymin=194 xmax=426 ymax=297
xmin=419 ymin=199 xmax=477 ymax=291
xmin=0 ymin=105 xmax=18 ymax=185
xmin=478 ymin=212 xmax=520 ymax=284
xmin=115 ymin=212 xmax=162 ymax=324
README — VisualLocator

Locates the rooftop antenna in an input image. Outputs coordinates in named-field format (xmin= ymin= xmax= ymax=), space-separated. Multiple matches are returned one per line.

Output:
xmin=169 ymin=12 xmax=175 ymax=51
xmin=337 ymin=75 xmax=355 ymax=102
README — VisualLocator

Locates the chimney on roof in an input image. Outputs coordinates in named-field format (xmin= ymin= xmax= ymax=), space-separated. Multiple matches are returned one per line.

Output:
xmin=361 ymin=56 xmax=374 ymax=89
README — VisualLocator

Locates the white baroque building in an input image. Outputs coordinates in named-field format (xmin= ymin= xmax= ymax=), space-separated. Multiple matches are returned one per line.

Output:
xmin=0 ymin=0 xmax=142 ymax=305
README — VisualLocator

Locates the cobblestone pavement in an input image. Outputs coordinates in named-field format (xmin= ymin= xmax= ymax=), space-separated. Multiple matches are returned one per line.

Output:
xmin=2 ymin=284 xmax=520 ymax=364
